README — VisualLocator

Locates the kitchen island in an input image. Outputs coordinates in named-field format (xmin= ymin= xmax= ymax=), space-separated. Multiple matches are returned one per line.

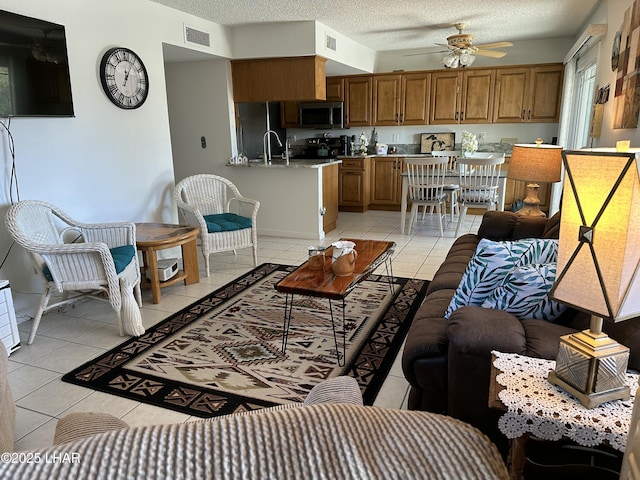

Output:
xmin=225 ymin=158 xmax=340 ymax=240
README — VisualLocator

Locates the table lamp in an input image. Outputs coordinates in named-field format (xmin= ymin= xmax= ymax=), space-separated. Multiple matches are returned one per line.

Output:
xmin=548 ymin=149 xmax=640 ymax=408
xmin=508 ymin=139 xmax=563 ymax=217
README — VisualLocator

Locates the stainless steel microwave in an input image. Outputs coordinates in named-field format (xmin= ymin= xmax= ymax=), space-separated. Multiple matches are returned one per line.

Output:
xmin=299 ymin=102 xmax=344 ymax=129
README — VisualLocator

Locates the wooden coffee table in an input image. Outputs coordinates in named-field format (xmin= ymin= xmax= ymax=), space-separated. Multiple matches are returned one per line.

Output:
xmin=135 ymin=223 xmax=200 ymax=304
xmin=275 ymin=238 xmax=395 ymax=365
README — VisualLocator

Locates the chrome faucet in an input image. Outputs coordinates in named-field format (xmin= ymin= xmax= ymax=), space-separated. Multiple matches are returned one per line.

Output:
xmin=284 ymin=137 xmax=291 ymax=165
xmin=263 ymin=130 xmax=283 ymax=164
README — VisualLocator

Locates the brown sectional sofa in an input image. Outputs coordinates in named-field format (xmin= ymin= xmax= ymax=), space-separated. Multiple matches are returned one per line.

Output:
xmin=402 ymin=210 xmax=640 ymax=453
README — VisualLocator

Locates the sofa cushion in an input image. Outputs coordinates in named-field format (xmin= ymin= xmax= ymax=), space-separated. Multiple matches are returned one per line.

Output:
xmin=203 ymin=213 xmax=252 ymax=233
xmin=444 ymin=238 xmax=558 ymax=319
xmin=481 ymin=263 xmax=566 ymax=321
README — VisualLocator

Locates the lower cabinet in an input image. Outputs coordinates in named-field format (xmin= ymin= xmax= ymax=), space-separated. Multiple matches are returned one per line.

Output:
xmin=322 ymin=163 xmax=339 ymax=233
xmin=369 ymin=156 xmax=404 ymax=210
xmin=339 ymin=157 xmax=370 ymax=212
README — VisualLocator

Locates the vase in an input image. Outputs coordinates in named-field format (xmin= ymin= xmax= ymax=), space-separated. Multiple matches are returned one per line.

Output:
xmin=331 ymin=251 xmax=358 ymax=277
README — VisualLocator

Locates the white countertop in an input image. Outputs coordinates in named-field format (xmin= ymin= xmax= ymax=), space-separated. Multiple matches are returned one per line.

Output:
xmin=228 ymin=158 xmax=342 ymax=168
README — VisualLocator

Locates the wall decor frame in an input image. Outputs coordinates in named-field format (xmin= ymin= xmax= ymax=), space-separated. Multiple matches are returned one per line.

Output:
xmin=420 ymin=133 xmax=455 ymax=153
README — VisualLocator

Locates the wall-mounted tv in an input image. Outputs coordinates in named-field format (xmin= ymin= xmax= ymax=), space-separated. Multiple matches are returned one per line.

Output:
xmin=0 ymin=10 xmax=74 ymax=117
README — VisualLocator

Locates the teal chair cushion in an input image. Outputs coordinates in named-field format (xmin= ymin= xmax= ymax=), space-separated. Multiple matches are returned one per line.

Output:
xmin=43 ymin=245 xmax=136 ymax=281
xmin=203 ymin=213 xmax=252 ymax=233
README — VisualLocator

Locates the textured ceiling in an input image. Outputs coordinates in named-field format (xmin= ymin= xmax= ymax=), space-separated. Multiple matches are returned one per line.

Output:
xmin=148 ymin=0 xmax=601 ymax=52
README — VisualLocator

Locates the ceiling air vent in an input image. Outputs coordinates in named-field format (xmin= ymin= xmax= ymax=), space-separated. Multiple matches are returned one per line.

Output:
xmin=325 ymin=34 xmax=337 ymax=52
xmin=184 ymin=26 xmax=210 ymax=47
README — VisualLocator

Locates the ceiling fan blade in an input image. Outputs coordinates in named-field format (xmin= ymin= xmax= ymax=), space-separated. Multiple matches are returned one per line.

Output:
xmin=404 ymin=49 xmax=448 ymax=57
xmin=473 ymin=41 xmax=513 ymax=49
xmin=475 ymin=49 xmax=508 ymax=58
xmin=435 ymin=43 xmax=454 ymax=48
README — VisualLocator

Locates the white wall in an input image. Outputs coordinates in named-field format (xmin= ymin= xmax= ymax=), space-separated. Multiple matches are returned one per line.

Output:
xmin=0 ymin=0 xmax=233 ymax=295
xmin=165 ymin=59 xmax=236 ymax=182
xmin=590 ymin=0 xmax=640 ymax=147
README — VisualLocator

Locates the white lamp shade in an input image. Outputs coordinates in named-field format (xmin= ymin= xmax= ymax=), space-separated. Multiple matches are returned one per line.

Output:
xmin=551 ymin=151 xmax=640 ymax=321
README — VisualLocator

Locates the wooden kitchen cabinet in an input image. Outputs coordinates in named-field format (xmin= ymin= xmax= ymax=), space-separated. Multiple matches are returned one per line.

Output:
xmin=372 ymin=72 xmax=430 ymax=125
xmin=322 ymin=163 xmax=339 ymax=233
xmin=339 ymin=157 xmax=370 ymax=212
xmin=369 ymin=156 xmax=404 ymax=209
xmin=326 ymin=77 xmax=345 ymax=101
xmin=231 ymin=55 xmax=327 ymax=102
xmin=280 ymin=101 xmax=299 ymax=128
xmin=493 ymin=64 xmax=563 ymax=123
xmin=429 ymin=69 xmax=494 ymax=124
xmin=345 ymin=76 xmax=372 ymax=127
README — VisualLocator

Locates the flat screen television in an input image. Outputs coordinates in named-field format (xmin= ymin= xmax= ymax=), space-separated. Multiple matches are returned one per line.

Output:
xmin=0 ymin=10 xmax=74 ymax=117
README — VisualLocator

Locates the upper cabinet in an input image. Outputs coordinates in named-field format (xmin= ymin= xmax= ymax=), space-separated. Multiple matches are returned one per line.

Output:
xmin=493 ymin=64 xmax=563 ymax=123
xmin=429 ymin=69 xmax=495 ymax=124
xmin=231 ymin=56 xmax=327 ymax=102
xmin=280 ymin=101 xmax=299 ymax=128
xmin=372 ymin=72 xmax=430 ymax=125
xmin=326 ymin=77 xmax=345 ymax=102
xmin=345 ymin=76 xmax=372 ymax=127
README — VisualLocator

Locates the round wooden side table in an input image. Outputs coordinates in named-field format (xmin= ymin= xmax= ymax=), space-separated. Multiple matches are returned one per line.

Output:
xmin=135 ymin=223 xmax=200 ymax=304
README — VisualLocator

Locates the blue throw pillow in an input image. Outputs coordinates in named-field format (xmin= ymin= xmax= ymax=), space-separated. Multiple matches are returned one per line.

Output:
xmin=481 ymin=263 xmax=567 ymax=321
xmin=43 ymin=244 xmax=136 ymax=281
xmin=444 ymin=238 xmax=558 ymax=319
xmin=203 ymin=213 xmax=252 ymax=233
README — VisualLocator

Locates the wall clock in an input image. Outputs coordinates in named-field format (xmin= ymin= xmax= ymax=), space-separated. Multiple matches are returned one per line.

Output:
xmin=99 ymin=47 xmax=149 ymax=109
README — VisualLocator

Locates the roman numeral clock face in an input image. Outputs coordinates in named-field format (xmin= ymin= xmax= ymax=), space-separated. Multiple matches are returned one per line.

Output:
xmin=99 ymin=47 xmax=149 ymax=109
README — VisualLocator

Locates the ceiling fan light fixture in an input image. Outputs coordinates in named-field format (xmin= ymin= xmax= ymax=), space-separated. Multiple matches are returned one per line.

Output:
xmin=443 ymin=52 xmax=459 ymax=68
xmin=442 ymin=49 xmax=474 ymax=69
xmin=459 ymin=52 xmax=475 ymax=66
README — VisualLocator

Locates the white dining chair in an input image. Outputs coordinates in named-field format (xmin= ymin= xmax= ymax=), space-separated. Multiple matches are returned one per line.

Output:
xmin=430 ymin=150 xmax=462 ymax=222
xmin=455 ymin=153 xmax=505 ymax=236
xmin=404 ymin=156 xmax=449 ymax=236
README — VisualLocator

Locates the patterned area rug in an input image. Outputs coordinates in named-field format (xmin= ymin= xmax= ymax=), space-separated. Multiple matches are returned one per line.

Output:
xmin=62 ymin=263 xmax=429 ymax=417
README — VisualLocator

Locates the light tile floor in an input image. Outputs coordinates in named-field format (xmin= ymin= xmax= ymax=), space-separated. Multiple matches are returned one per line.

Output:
xmin=7 ymin=209 xmax=482 ymax=451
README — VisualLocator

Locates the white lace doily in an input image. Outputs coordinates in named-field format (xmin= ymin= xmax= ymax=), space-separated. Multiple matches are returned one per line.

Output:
xmin=493 ymin=351 xmax=639 ymax=451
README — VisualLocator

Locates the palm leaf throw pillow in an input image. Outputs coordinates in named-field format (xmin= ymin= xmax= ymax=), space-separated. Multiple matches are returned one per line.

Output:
xmin=444 ymin=238 xmax=558 ymax=319
xmin=481 ymin=263 xmax=566 ymax=321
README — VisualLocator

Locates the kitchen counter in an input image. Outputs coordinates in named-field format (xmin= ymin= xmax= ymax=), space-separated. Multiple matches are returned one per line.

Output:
xmin=224 ymin=160 xmax=340 ymax=241
xmin=337 ymin=153 xmax=512 ymax=159
xmin=228 ymin=158 xmax=342 ymax=168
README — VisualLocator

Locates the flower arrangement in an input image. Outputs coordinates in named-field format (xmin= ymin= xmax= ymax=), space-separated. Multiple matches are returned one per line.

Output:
xmin=461 ymin=131 xmax=478 ymax=157
xmin=359 ymin=131 xmax=369 ymax=155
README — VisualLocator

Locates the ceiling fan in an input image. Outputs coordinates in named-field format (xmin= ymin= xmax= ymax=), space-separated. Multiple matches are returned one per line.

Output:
xmin=407 ymin=22 xmax=513 ymax=68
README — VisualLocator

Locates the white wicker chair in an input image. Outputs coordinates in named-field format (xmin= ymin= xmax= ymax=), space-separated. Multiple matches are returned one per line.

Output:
xmin=5 ymin=200 xmax=143 ymax=344
xmin=174 ymin=174 xmax=259 ymax=277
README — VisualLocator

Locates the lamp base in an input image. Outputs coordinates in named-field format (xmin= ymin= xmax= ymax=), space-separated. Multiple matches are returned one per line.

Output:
xmin=516 ymin=183 xmax=546 ymax=217
xmin=548 ymin=316 xmax=630 ymax=408
xmin=548 ymin=371 xmax=630 ymax=409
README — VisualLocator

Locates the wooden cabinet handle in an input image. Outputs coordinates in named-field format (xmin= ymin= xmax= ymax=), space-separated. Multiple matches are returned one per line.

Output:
xmin=521 ymin=110 xmax=525 ymax=120
xmin=455 ymin=112 xmax=458 ymax=121
xmin=460 ymin=111 xmax=464 ymax=121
